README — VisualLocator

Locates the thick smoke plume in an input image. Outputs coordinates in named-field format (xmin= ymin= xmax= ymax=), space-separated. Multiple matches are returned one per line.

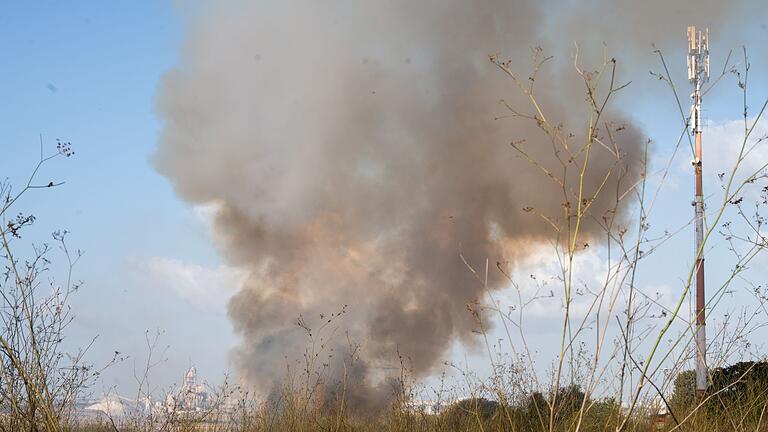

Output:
xmin=156 ymin=0 xmax=743 ymax=412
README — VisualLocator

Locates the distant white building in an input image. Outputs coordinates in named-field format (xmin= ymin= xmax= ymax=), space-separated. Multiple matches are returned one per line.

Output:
xmin=79 ymin=366 xmax=214 ymax=422
xmin=163 ymin=366 xmax=211 ymax=413
xmin=83 ymin=394 xmax=138 ymax=419
xmin=404 ymin=399 xmax=457 ymax=415
xmin=652 ymin=394 xmax=669 ymax=416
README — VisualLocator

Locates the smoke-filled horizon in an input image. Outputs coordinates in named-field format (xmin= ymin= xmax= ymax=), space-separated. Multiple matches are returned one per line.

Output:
xmin=154 ymin=0 xmax=745 ymax=412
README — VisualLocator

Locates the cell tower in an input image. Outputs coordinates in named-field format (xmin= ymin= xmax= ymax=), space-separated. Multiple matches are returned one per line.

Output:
xmin=687 ymin=25 xmax=709 ymax=396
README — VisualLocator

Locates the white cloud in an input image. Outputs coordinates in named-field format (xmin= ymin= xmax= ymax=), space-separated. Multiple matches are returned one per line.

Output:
xmin=493 ymin=244 xmax=679 ymax=329
xmin=705 ymin=117 xmax=768 ymax=187
xmin=495 ymin=246 xmax=612 ymax=319
xmin=190 ymin=203 xmax=220 ymax=227
xmin=142 ymin=257 xmax=248 ymax=314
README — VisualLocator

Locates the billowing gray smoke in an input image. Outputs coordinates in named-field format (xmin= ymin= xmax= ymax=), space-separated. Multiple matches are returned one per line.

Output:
xmin=155 ymin=0 xmax=745 ymax=412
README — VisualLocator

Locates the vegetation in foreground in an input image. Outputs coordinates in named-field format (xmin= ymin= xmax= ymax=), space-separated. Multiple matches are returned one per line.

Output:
xmin=55 ymin=363 xmax=768 ymax=431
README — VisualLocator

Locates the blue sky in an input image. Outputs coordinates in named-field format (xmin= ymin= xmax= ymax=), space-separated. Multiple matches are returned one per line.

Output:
xmin=0 ymin=2 xmax=233 ymax=392
xmin=2 ymin=2 xmax=768 ymax=398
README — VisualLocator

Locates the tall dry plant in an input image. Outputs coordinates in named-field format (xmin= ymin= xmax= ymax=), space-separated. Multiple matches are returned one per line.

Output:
xmin=451 ymin=43 xmax=768 ymax=432
xmin=0 ymin=140 xmax=113 ymax=431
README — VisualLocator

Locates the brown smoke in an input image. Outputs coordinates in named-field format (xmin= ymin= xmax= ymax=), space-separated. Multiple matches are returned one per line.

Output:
xmin=155 ymin=0 xmax=745 ymax=412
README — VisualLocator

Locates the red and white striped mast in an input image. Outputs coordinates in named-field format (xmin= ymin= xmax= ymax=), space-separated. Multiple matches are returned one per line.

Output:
xmin=687 ymin=25 xmax=709 ymax=397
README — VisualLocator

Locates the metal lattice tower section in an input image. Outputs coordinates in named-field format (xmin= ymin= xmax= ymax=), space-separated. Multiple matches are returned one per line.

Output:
xmin=687 ymin=25 xmax=709 ymax=396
